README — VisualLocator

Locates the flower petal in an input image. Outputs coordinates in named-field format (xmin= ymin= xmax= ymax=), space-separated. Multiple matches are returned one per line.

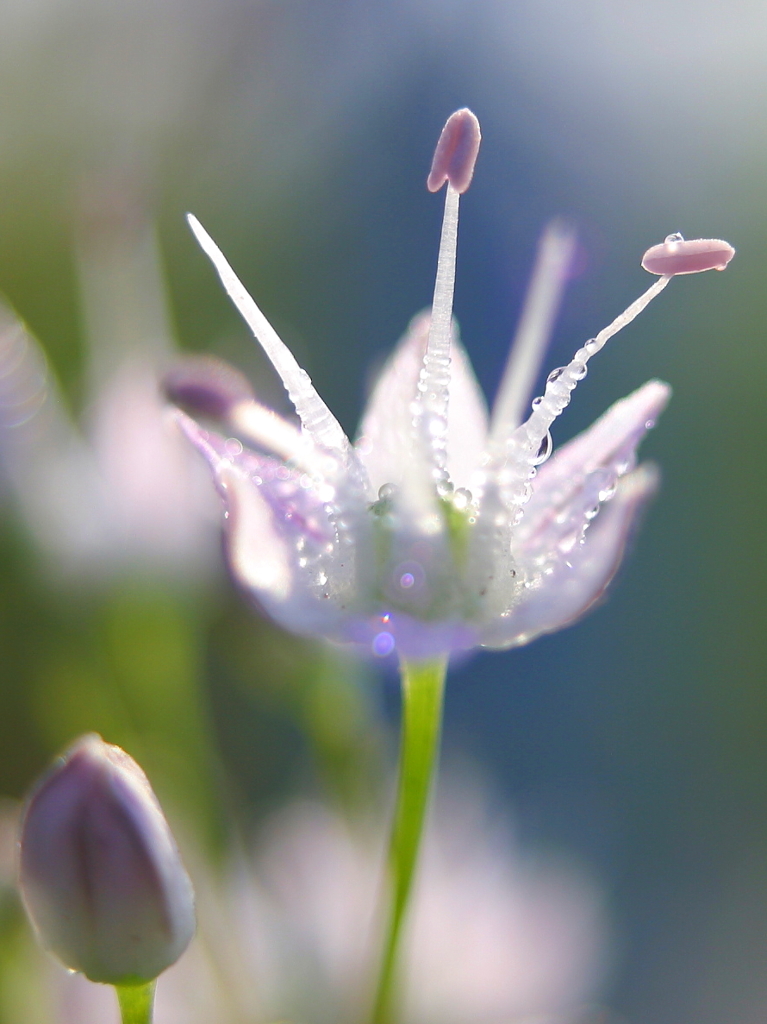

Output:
xmin=357 ymin=311 xmax=488 ymax=493
xmin=479 ymin=464 xmax=658 ymax=648
xmin=174 ymin=411 xmax=365 ymax=638
xmin=517 ymin=379 xmax=670 ymax=556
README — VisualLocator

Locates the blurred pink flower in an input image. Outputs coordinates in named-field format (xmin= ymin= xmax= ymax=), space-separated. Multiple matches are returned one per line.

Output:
xmin=0 ymin=210 xmax=217 ymax=580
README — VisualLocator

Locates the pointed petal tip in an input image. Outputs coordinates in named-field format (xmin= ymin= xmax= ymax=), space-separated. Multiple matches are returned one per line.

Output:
xmin=642 ymin=236 xmax=735 ymax=276
xmin=427 ymin=108 xmax=481 ymax=194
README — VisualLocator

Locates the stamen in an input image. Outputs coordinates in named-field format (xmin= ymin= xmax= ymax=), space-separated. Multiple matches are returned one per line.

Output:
xmin=415 ymin=111 xmax=482 ymax=497
xmin=163 ymin=355 xmax=254 ymax=419
xmin=427 ymin=108 xmax=481 ymax=195
xmin=163 ymin=354 xmax=309 ymax=464
xmin=490 ymin=273 xmax=673 ymax=511
xmin=186 ymin=215 xmax=350 ymax=457
xmin=489 ymin=220 xmax=576 ymax=443
xmin=642 ymin=235 xmax=735 ymax=275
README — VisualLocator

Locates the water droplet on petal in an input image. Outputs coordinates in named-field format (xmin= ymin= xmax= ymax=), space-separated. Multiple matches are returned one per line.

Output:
xmin=584 ymin=338 xmax=599 ymax=355
xmin=531 ymin=396 xmax=544 ymax=409
xmin=530 ymin=431 xmax=552 ymax=466
xmin=598 ymin=481 xmax=617 ymax=502
xmin=378 ymin=483 xmax=396 ymax=500
xmin=547 ymin=367 xmax=566 ymax=384
xmin=453 ymin=487 xmax=472 ymax=510
xmin=665 ymin=231 xmax=684 ymax=243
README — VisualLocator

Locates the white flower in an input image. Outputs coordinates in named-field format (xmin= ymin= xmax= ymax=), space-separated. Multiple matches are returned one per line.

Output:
xmin=170 ymin=110 xmax=733 ymax=660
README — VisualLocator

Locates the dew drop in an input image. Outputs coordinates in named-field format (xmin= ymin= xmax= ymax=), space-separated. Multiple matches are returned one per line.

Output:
xmin=372 ymin=631 xmax=395 ymax=657
xmin=585 ymin=505 xmax=600 ymax=521
xmin=531 ymin=395 xmax=544 ymax=409
xmin=531 ymin=430 xmax=552 ymax=466
xmin=571 ymin=360 xmax=587 ymax=380
xmin=665 ymin=231 xmax=684 ymax=243
xmin=584 ymin=338 xmax=599 ymax=355
xmin=378 ymin=483 xmax=396 ymax=500
xmin=547 ymin=367 xmax=566 ymax=384
xmin=453 ymin=487 xmax=472 ymax=510
xmin=598 ymin=481 xmax=617 ymax=502
xmin=558 ymin=532 xmax=579 ymax=554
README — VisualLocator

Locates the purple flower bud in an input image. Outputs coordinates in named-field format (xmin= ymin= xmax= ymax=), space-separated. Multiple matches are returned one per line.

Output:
xmin=18 ymin=734 xmax=195 ymax=985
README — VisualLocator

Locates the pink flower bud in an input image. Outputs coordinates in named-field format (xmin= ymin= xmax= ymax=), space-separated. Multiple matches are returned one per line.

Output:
xmin=18 ymin=735 xmax=195 ymax=985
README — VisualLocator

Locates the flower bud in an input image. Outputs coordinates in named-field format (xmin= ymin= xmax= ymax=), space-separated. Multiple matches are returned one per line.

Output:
xmin=18 ymin=734 xmax=195 ymax=985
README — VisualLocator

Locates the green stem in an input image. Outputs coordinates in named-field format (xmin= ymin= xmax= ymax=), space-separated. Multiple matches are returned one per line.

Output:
xmin=116 ymin=982 xmax=156 ymax=1024
xmin=371 ymin=656 xmax=448 ymax=1024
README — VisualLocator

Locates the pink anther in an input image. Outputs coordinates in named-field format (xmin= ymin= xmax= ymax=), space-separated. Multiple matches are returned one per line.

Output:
xmin=641 ymin=236 xmax=735 ymax=276
xmin=427 ymin=108 xmax=481 ymax=194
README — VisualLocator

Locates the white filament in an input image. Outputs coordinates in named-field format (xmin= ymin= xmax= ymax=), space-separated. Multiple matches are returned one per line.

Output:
xmin=416 ymin=185 xmax=460 ymax=489
xmin=490 ymin=274 xmax=672 ymax=510
xmin=230 ymin=400 xmax=313 ymax=468
xmin=489 ymin=220 xmax=576 ymax=442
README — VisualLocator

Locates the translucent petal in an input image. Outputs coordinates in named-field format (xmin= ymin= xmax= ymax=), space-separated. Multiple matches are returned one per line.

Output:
xmin=517 ymin=380 xmax=671 ymax=555
xmin=174 ymin=412 xmax=361 ymax=637
xmin=357 ymin=311 xmax=488 ymax=493
xmin=479 ymin=464 xmax=658 ymax=649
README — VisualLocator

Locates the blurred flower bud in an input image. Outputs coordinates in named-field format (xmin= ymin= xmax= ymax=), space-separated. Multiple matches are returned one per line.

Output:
xmin=18 ymin=734 xmax=195 ymax=985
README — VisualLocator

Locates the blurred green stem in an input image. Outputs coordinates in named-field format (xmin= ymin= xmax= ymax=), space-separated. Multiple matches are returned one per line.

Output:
xmin=371 ymin=657 xmax=447 ymax=1024
xmin=116 ymin=981 xmax=156 ymax=1024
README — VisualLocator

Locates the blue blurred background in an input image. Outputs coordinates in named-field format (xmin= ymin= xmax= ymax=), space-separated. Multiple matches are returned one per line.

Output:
xmin=0 ymin=1 xmax=765 ymax=1021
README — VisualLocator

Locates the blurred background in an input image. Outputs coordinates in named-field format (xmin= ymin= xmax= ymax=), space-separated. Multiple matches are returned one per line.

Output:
xmin=0 ymin=1 xmax=765 ymax=1022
